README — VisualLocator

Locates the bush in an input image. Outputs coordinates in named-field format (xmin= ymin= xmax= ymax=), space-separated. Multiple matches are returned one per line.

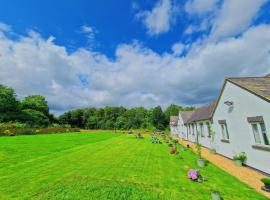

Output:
xmin=233 ymin=152 xmax=247 ymax=162
xmin=0 ymin=122 xmax=28 ymax=129
xmin=169 ymin=146 xmax=177 ymax=154
xmin=0 ymin=128 xmax=80 ymax=136
xmin=261 ymin=178 xmax=270 ymax=185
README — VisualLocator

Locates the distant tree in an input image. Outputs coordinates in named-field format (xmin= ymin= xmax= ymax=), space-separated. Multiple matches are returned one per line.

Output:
xmin=58 ymin=111 xmax=71 ymax=125
xmin=164 ymin=104 xmax=181 ymax=123
xmin=151 ymin=106 xmax=166 ymax=130
xmin=115 ymin=116 xmax=126 ymax=129
xmin=83 ymin=107 xmax=96 ymax=127
xmin=21 ymin=95 xmax=49 ymax=116
xmin=85 ymin=116 xmax=98 ymax=129
xmin=0 ymin=84 xmax=20 ymax=113
xmin=70 ymin=109 xmax=84 ymax=128
xmin=22 ymin=109 xmax=50 ymax=127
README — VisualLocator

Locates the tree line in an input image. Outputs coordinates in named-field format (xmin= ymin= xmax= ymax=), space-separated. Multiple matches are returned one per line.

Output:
xmin=58 ymin=104 xmax=194 ymax=130
xmin=0 ymin=83 xmax=194 ymax=130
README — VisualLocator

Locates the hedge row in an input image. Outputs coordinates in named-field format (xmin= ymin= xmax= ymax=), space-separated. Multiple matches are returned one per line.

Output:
xmin=0 ymin=128 xmax=80 ymax=136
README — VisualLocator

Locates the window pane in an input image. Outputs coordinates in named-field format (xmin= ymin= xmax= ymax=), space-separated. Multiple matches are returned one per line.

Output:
xmin=252 ymin=124 xmax=261 ymax=144
xmin=224 ymin=123 xmax=229 ymax=139
xmin=260 ymin=123 xmax=269 ymax=145
xmin=221 ymin=124 xmax=225 ymax=139
xmin=200 ymin=123 xmax=204 ymax=137
xmin=206 ymin=122 xmax=211 ymax=137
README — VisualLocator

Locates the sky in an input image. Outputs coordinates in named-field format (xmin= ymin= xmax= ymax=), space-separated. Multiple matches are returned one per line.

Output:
xmin=0 ymin=0 xmax=270 ymax=114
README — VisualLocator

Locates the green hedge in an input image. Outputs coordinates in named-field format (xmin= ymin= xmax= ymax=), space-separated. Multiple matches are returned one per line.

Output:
xmin=0 ymin=128 xmax=80 ymax=136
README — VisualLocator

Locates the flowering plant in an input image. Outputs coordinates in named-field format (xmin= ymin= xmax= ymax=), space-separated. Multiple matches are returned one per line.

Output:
xmin=188 ymin=169 xmax=207 ymax=182
xmin=188 ymin=169 xmax=200 ymax=180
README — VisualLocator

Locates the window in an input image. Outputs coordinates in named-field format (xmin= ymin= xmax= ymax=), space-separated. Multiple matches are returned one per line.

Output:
xmin=200 ymin=123 xmax=204 ymax=137
xmin=192 ymin=124 xmax=195 ymax=135
xmin=219 ymin=120 xmax=229 ymax=140
xmin=206 ymin=122 xmax=211 ymax=137
xmin=251 ymin=122 xmax=269 ymax=146
xmin=251 ymin=124 xmax=261 ymax=144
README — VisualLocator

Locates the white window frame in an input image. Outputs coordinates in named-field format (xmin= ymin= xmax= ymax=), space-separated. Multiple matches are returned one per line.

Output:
xmin=199 ymin=123 xmax=204 ymax=137
xmin=220 ymin=122 xmax=229 ymax=140
xmin=250 ymin=122 xmax=270 ymax=146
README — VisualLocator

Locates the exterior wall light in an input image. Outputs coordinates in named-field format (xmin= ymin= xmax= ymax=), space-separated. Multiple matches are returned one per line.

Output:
xmin=224 ymin=101 xmax=233 ymax=106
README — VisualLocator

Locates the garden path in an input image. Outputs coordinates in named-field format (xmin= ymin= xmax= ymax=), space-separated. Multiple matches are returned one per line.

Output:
xmin=175 ymin=138 xmax=270 ymax=198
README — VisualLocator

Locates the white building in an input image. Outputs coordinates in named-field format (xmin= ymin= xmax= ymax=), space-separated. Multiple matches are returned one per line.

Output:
xmin=177 ymin=111 xmax=194 ymax=140
xmin=170 ymin=116 xmax=179 ymax=135
xmin=212 ymin=75 xmax=270 ymax=174
xmin=185 ymin=102 xmax=216 ymax=149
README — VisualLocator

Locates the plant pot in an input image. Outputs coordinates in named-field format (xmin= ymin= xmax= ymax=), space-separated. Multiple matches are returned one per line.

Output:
xmin=210 ymin=149 xmax=216 ymax=154
xmin=234 ymin=159 xmax=243 ymax=167
xmin=266 ymin=184 xmax=270 ymax=190
xmin=211 ymin=192 xmax=221 ymax=200
xmin=197 ymin=158 xmax=206 ymax=167
xmin=261 ymin=183 xmax=270 ymax=192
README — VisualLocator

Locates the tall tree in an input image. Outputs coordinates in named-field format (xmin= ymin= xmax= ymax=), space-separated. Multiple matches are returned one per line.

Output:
xmin=151 ymin=106 xmax=166 ymax=130
xmin=21 ymin=95 xmax=49 ymax=116
xmin=0 ymin=84 xmax=19 ymax=113
xmin=164 ymin=104 xmax=181 ymax=123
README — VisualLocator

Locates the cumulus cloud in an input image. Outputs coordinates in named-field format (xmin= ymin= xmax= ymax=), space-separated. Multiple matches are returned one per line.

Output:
xmin=136 ymin=0 xmax=178 ymax=36
xmin=0 ymin=22 xmax=11 ymax=32
xmin=185 ymin=0 xmax=219 ymax=15
xmin=1 ymin=23 xmax=270 ymax=114
xmin=210 ymin=0 xmax=267 ymax=40
xmin=80 ymin=25 xmax=97 ymax=48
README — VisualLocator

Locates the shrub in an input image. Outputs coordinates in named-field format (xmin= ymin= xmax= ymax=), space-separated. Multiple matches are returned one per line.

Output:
xmin=169 ymin=146 xmax=177 ymax=154
xmin=188 ymin=169 xmax=207 ymax=183
xmin=0 ymin=128 xmax=80 ymax=136
xmin=150 ymin=134 xmax=161 ymax=144
xmin=168 ymin=143 xmax=173 ymax=147
xmin=261 ymin=178 xmax=270 ymax=185
xmin=135 ymin=132 xmax=143 ymax=139
xmin=233 ymin=152 xmax=247 ymax=162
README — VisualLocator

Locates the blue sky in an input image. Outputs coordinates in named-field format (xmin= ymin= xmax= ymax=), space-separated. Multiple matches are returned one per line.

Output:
xmin=0 ymin=0 xmax=189 ymax=56
xmin=0 ymin=0 xmax=270 ymax=114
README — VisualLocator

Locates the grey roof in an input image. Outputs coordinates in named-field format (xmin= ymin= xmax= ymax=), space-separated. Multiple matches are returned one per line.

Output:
xmin=179 ymin=111 xmax=194 ymax=124
xmin=170 ymin=116 xmax=178 ymax=125
xmin=227 ymin=76 xmax=270 ymax=102
xmin=187 ymin=102 xmax=216 ymax=123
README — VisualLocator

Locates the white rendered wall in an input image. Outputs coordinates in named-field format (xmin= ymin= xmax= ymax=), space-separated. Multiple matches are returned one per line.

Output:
xmin=213 ymin=81 xmax=270 ymax=174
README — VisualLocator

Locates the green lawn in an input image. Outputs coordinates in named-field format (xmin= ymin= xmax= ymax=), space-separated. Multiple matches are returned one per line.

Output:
xmin=0 ymin=132 xmax=268 ymax=200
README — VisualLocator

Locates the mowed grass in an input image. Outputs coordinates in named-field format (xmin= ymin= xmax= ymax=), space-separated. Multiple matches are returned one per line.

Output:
xmin=0 ymin=132 xmax=268 ymax=200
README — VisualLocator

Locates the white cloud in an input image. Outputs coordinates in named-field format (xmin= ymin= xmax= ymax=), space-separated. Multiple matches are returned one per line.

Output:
xmin=0 ymin=22 xmax=11 ymax=32
xmin=136 ymin=0 xmax=178 ymax=36
xmin=80 ymin=25 xmax=97 ymax=48
xmin=185 ymin=0 xmax=219 ymax=15
xmin=0 ymin=24 xmax=270 ymax=114
xmin=171 ymin=42 xmax=185 ymax=56
xmin=210 ymin=0 xmax=266 ymax=40
xmin=81 ymin=25 xmax=94 ymax=34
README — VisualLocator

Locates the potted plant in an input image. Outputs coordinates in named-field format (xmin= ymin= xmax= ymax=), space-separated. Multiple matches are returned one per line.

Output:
xmin=196 ymin=143 xmax=206 ymax=167
xmin=233 ymin=152 xmax=247 ymax=167
xmin=261 ymin=178 xmax=270 ymax=192
xmin=210 ymin=148 xmax=216 ymax=154
xmin=211 ymin=191 xmax=221 ymax=200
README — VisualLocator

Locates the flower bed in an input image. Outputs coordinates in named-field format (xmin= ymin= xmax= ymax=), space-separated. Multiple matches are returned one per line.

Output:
xmin=0 ymin=128 xmax=80 ymax=136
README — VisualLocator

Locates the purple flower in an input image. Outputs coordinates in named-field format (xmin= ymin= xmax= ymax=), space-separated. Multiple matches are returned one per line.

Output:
xmin=188 ymin=169 xmax=200 ymax=181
